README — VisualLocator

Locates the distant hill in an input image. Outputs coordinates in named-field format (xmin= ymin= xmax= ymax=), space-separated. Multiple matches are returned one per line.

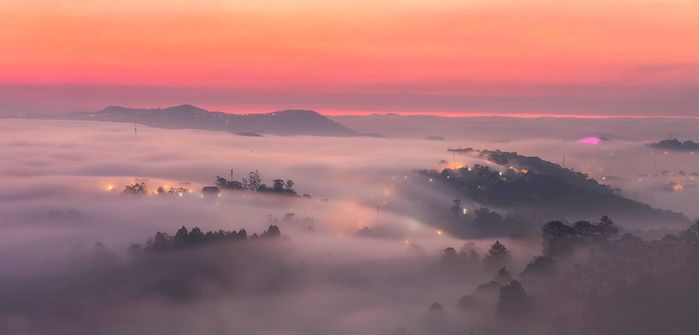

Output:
xmin=17 ymin=105 xmax=359 ymax=137
xmin=647 ymin=138 xmax=699 ymax=152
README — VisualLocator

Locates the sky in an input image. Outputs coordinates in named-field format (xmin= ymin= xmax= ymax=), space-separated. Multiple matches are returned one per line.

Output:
xmin=1 ymin=0 xmax=697 ymax=116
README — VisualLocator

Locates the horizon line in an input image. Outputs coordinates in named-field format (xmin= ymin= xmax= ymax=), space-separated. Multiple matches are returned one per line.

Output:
xmin=6 ymin=105 xmax=698 ymax=120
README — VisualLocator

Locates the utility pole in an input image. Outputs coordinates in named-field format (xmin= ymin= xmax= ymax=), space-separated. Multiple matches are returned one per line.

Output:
xmin=134 ymin=123 xmax=138 ymax=136
xmin=230 ymin=168 xmax=234 ymax=181
xmin=653 ymin=156 xmax=657 ymax=174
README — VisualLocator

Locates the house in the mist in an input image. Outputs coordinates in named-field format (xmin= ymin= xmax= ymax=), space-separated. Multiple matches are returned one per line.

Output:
xmin=201 ymin=186 xmax=220 ymax=198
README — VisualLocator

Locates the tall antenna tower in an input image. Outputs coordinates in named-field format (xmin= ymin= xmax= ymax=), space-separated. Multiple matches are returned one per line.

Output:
xmin=230 ymin=168 xmax=234 ymax=181
xmin=562 ymin=153 xmax=566 ymax=168
xmin=134 ymin=123 xmax=138 ymax=136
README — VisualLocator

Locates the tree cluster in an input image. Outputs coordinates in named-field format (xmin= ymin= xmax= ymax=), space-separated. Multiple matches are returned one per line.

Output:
xmin=445 ymin=201 xmax=534 ymax=239
xmin=216 ymin=170 xmax=298 ymax=196
xmin=542 ymin=216 xmax=619 ymax=257
xmin=156 ymin=186 xmax=190 ymax=195
xmin=123 ymin=182 xmax=148 ymax=194
xmin=128 ymin=224 xmax=283 ymax=254
xmin=647 ymin=138 xmax=699 ymax=151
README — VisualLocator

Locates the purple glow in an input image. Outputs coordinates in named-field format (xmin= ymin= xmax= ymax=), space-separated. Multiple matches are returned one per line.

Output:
xmin=578 ymin=136 xmax=602 ymax=144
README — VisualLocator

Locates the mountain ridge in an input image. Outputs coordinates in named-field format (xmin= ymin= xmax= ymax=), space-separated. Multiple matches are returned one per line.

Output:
xmin=14 ymin=105 xmax=359 ymax=137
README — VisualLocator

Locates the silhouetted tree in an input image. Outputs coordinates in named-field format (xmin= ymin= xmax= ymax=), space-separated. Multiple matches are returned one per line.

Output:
xmin=245 ymin=170 xmax=262 ymax=191
xmin=441 ymin=247 xmax=459 ymax=265
xmin=216 ymin=176 xmax=244 ymax=190
xmin=285 ymin=180 xmax=295 ymax=191
xmin=497 ymin=280 xmax=533 ymax=320
xmin=543 ymin=217 xmax=619 ymax=257
xmin=520 ymin=256 xmax=555 ymax=278
xmin=542 ymin=221 xmax=577 ymax=257
xmin=272 ymin=179 xmax=285 ymax=191
xmin=123 ymin=182 xmax=148 ymax=194
xmin=262 ymin=225 xmax=281 ymax=238
xmin=174 ymin=226 xmax=189 ymax=246
xmin=147 ymin=232 xmax=173 ymax=252
xmin=459 ymin=242 xmax=480 ymax=264
xmin=496 ymin=267 xmax=513 ymax=284
xmin=483 ymin=240 xmax=511 ymax=270
xmin=189 ymin=227 xmax=204 ymax=244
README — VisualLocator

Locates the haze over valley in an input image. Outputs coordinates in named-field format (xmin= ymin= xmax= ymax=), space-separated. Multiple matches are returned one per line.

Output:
xmin=1 ymin=0 xmax=697 ymax=334
xmin=1 ymin=113 xmax=697 ymax=334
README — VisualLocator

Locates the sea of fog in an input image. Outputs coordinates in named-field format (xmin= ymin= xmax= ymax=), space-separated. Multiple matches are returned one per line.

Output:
xmin=0 ymin=118 xmax=697 ymax=334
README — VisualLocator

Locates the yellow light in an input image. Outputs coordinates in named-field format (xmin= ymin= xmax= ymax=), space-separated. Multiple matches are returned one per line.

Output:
xmin=437 ymin=230 xmax=443 ymax=235
xmin=671 ymin=183 xmax=685 ymax=192
xmin=462 ymin=208 xmax=468 ymax=215
xmin=106 ymin=185 xmax=114 ymax=191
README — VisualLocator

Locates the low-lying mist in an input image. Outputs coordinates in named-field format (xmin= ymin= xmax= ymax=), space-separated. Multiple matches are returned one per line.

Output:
xmin=1 ymin=118 xmax=697 ymax=334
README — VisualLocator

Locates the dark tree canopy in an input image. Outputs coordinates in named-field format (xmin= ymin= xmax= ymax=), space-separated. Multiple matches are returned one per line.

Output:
xmin=137 ymin=225 xmax=281 ymax=253
xmin=215 ymin=171 xmax=299 ymax=196
xmin=123 ymin=182 xmax=148 ymax=195
xmin=497 ymin=280 xmax=533 ymax=320
xmin=543 ymin=216 xmax=619 ymax=257
xmin=520 ymin=256 xmax=555 ymax=278
xmin=483 ymin=240 xmax=511 ymax=270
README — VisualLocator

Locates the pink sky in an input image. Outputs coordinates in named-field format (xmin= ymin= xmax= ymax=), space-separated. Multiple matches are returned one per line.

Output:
xmin=1 ymin=0 xmax=697 ymax=116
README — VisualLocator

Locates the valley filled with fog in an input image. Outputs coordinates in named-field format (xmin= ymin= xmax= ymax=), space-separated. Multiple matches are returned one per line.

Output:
xmin=1 ymin=117 xmax=697 ymax=335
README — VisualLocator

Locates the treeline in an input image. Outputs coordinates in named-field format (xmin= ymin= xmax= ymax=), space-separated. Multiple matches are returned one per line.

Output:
xmin=433 ymin=217 xmax=699 ymax=335
xmin=128 ymin=225 xmax=282 ymax=254
xmin=647 ymin=138 xmax=699 ymax=151
xmin=216 ymin=170 xmax=306 ymax=196
xmin=45 ymin=224 xmax=289 ymax=304
xmin=120 ymin=169 xmax=307 ymax=197
xmin=122 ymin=182 xmax=191 ymax=195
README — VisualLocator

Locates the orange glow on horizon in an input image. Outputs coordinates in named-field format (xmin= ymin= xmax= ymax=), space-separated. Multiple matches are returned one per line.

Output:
xmin=309 ymin=110 xmax=699 ymax=119
xmin=1 ymin=1 xmax=697 ymax=116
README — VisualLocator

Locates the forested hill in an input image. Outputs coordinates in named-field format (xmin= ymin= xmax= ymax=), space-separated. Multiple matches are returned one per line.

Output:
xmin=431 ymin=148 xmax=690 ymax=226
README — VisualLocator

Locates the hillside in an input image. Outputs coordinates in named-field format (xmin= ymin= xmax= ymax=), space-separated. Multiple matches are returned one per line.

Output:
xmin=421 ymin=148 xmax=690 ymax=227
